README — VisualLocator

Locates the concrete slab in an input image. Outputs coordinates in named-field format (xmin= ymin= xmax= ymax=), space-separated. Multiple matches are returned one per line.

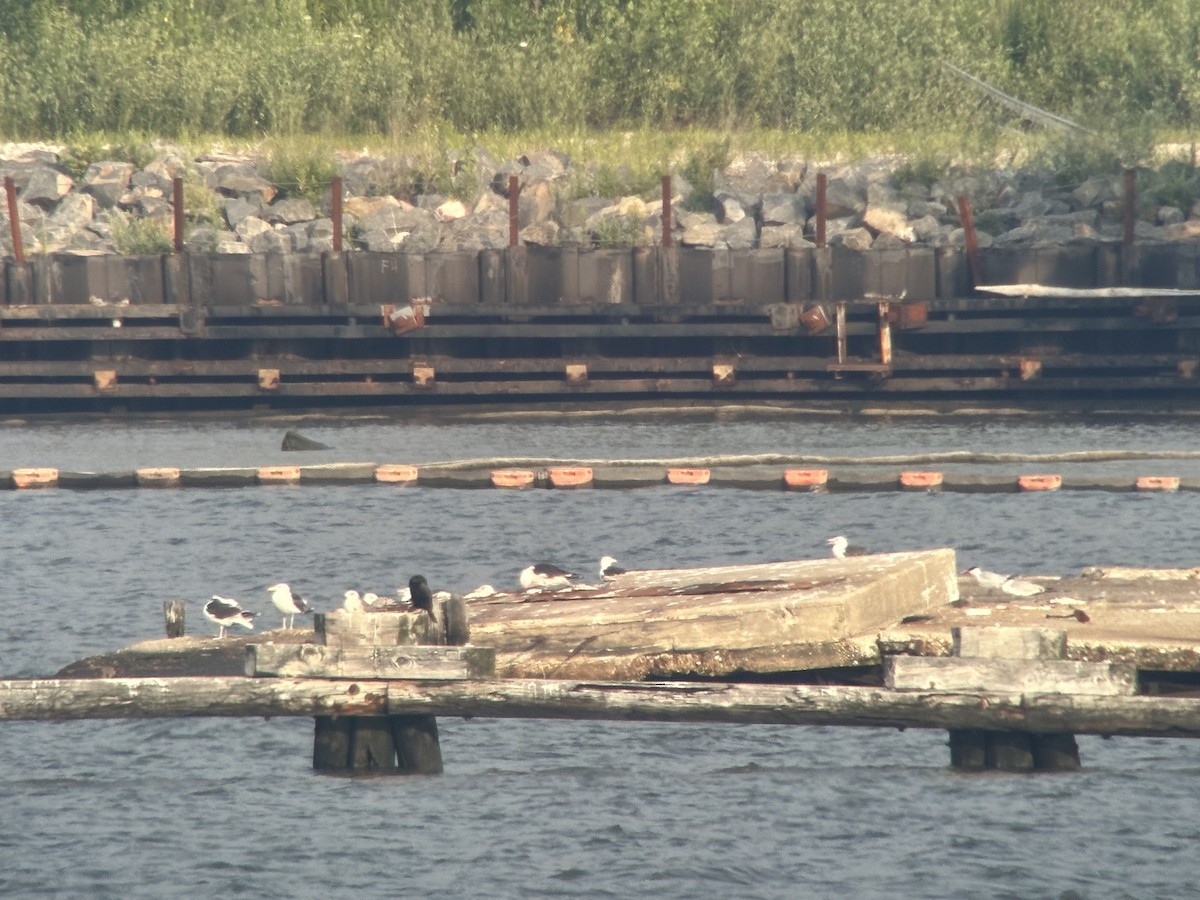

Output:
xmin=467 ymin=549 xmax=958 ymax=679
xmin=827 ymin=470 xmax=900 ymax=492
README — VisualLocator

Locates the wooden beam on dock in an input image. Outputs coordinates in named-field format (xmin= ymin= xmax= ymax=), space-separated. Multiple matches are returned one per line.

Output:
xmin=245 ymin=644 xmax=494 ymax=680
xmin=3 ymin=676 xmax=1200 ymax=738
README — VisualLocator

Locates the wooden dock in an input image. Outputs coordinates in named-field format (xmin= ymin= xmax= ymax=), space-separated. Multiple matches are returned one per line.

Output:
xmin=9 ymin=552 xmax=1200 ymax=775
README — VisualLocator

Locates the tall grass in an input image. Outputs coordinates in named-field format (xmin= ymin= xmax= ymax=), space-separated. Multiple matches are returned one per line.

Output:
xmin=0 ymin=1 xmax=1196 ymax=142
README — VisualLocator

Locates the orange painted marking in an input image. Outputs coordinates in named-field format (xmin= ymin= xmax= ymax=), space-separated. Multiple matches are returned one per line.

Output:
xmin=12 ymin=467 xmax=59 ymax=488
xmin=257 ymin=465 xmax=301 ymax=484
xmin=783 ymin=468 xmax=828 ymax=489
xmin=548 ymin=467 xmax=593 ymax=488
xmin=900 ymin=471 xmax=943 ymax=489
xmin=1135 ymin=476 xmax=1180 ymax=492
xmin=1018 ymin=474 xmax=1062 ymax=492
xmin=375 ymin=464 xmax=419 ymax=484
xmin=491 ymin=469 xmax=536 ymax=488
xmin=667 ymin=468 xmax=711 ymax=485
xmin=136 ymin=467 xmax=181 ymax=487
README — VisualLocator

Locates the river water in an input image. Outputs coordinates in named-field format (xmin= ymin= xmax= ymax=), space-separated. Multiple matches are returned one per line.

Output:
xmin=1 ymin=412 xmax=1199 ymax=899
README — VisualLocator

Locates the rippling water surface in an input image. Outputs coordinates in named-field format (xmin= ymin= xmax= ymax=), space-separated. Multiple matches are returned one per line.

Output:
xmin=2 ymin=413 xmax=1200 ymax=898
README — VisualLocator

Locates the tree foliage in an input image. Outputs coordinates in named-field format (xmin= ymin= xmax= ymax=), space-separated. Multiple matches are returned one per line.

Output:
xmin=0 ymin=0 xmax=1196 ymax=138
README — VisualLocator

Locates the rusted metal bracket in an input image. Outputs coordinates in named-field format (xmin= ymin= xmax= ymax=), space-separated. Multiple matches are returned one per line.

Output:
xmin=381 ymin=299 xmax=430 ymax=335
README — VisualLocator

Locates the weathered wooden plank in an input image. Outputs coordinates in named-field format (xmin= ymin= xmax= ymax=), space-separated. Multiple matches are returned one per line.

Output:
xmin=884 ymin=656 xmax=1136 ymax=696
xmin=246 ymin=644 xmax=495 ymax=679
xmin=3 ymin=677 xmax=1200 ymax=738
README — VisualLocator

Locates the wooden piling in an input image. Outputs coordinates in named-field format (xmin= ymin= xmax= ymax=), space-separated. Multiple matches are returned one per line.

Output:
xmin=957 ymin=195 xmax=982 ymax=292
xmin=172 ymin=177 xmax=184 ymax=253
xmin=163 ymin=600 xmax=186 ymax=638
xmin=331 ymin=175 xmax=343 ymax=254
xmin=4 ymin=176 xmax=24 ymax=264
xmin=815 ymin=173 xmax=827 ymax=249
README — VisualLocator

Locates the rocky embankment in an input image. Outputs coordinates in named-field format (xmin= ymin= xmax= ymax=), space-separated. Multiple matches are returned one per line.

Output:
xmin=2 ymin=141 xmax=1199 ymax=258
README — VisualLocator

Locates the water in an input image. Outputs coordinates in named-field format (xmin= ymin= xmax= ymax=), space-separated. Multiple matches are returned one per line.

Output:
xmin=2 ymin=413 xmax=1200 ymax=898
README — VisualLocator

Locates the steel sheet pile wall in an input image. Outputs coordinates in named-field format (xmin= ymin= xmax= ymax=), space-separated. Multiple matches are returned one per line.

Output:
xmin=0 ymin=243 xmax=1198 ymax=414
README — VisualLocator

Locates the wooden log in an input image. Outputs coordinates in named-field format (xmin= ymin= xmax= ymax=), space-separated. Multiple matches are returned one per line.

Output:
xmin=1031 ymin=732 xmax=1081 ymax=771
xmin=885 ymin=657 xmax=1136 ymax=696
xmin=392 ymin=714 xmax=444 ymax=775
xmin=349 ymin=717 xmax=400 ymax=772
xmin=163 ymin=601 xmax=186 ymax=639
xmin=312 ymin=715 xmax=354 ymax=770
xmin=5 ymin=677 xmax=1200 ymax=739
xmin=987 ymin=731 xmax=1034 ymax=771
xmin=948 ymin=729 xmax=988 ymax=771
xmin=245 ymin=644 xmax=494 ymax=679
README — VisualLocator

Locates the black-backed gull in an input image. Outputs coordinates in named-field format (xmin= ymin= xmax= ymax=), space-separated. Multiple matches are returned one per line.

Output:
xmin=203 ymin=595 xmax=258 ymax=638
xmin=266 ymin=582 xmax=311 ymax=629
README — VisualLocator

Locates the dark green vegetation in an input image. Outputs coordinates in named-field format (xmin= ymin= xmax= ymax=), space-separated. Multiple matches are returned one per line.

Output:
xmin=0 ymin=0 xmax=1197 ymax=140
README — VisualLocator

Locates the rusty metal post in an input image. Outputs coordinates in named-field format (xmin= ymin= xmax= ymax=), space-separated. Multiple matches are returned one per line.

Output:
xmin=5 ymin=176 xmax=25 ymax=263
xmin=956 ymin=195 xmax=982 ymax=293
xmin=815 ymin=172 xmax=827 ymax=249
xmin=172 ymin=177 xmax=184 ymax=253
xmin=508 ymin=175 xmax=520 ymax=247
xmin=1123 ymin=167 xmax=1136 ymax=254
xmin=661 ymin=174 xmax=673 ymax=247
xmin=877 ymin=301 xmax=893 ymax=366
xmin=835 ymin=301 xmax=847 ymax=364
xmin=331 ymin=175 xmax=343 ymax=254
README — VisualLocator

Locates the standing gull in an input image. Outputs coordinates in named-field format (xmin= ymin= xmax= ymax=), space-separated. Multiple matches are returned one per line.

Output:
xmin=826 ymin=535 xmax=868 ymax=560
xmin=599 ymin=556 xmax=627 ymax=579
xmin=963 ymin=566 xmax=1009 ymax=590
xmin=519 ymin=563 xmax=580 ymax=590
xmin=203 ymin=595 xmax=258 ymax=638
xmin=1000 ymin=576 xmax=1046 ymax=597
xmin=266 ymin=582 xmax=311 ymax=629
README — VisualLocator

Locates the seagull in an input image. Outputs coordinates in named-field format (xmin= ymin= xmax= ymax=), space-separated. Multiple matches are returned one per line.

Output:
xmin=203 ymin=595 xmax=257 ymax=638
xmin=362 ymin=591 xmax=382 ymax=609
xmin=343 ymin=589 xmax=365 ymax=613
xmin=1000 ymin=576 xmax=1046 ymax=597
xmin=599 ymin=556 xmax=627 ymax=579
xmin=408 ymin=575 xmax=435 ymax=613
xmin=963 ymin=566 xmax=1009 ymax=590
xmin=266 ymin=582 xmax=311 ymax=629
xmin=463 ymin=584 xmax=497 ymax=600
xmin=826 ymin=535 xmax=868 ymax=559
xmin=519 ymin=563 xmax=580 ymax=590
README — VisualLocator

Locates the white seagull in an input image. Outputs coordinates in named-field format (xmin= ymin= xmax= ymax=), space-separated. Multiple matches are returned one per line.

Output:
xmin=343 ymin=589 xmax=365 ymax=613
xmin=963 ymin=566 xmax=1009 ymax=590
xmin=599 ymin=556 xmax=627 ymax=579
xmin=463 ymin=584 xmax=497 ymax=600
xmin=826 ymin=535 xmax=868 ymax=559
xmin=266 ymin=582 xmax=311 ymax=629
xmin=519 ymin=562 xmax=580 ymax=590
xmin=203 ymin=595 xmax=258 ymax=638
xmin=1000 ymin=576 xmax=1046 ymax=597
